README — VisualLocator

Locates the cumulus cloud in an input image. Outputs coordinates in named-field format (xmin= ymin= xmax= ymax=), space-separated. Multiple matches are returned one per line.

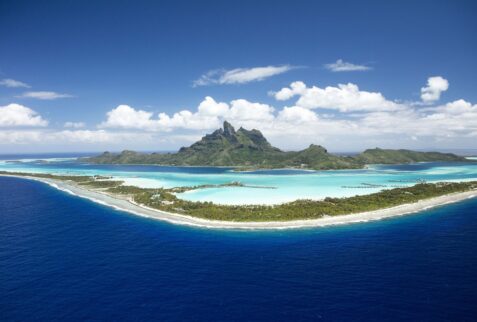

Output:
xmin=228 ymin=99 xmax=275 ymax=121
xmin=94 ymin=79 xmax=477 ymax=150
xmin=155 ymin=99 xmax=274 ymax=130
xmin=197 ymin=96 xmax=229 ymax=116
xmin=193 ymin=65 xmax=294 ymax=86
xmin=273 ymin=81 xmax=400 ymax=112
xmin=64 ymin=121 xmax=85 ymax=128
xmin=325 ymin=59 xmax=371 ymax=72
xmin=0 ymin=103 xmax=48 ymax=127
xmin=99 ymin=105 xmax=155 ymax=129
xmin=100 ymin=98 xmax=275 ymax=131
xmin=0 ymin=78 xmax=30 ymax=88
xmin=2 ymin=97 xmax=477 ymax=151
xmin=421 ymin=76 xmax=449 ymax=103
xmin=3 ymin=79 xmax=476 ymax=152
xmin=103 ymin=78 xmax=477 ymax=150
xmin=419 ymin=99 xmax=477 ymax=135
xmin=441 ymin=99 xmax=474 ymax=114
xmin=157 ymin=110 xmax=221 ymax=130
xmin=18 ymin=91 xmax=73 ymax=100
xmin=0 ymin=131 xmax=44 ymax=144
xmin=98 ymin=104 xmax=216 ymax=131
xmin=277 ymin=106 xmax=319 ymax=123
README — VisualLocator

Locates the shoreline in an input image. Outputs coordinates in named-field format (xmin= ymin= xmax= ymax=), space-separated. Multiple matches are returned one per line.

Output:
xmin=2 ymin=174 xmax=476 ymax=230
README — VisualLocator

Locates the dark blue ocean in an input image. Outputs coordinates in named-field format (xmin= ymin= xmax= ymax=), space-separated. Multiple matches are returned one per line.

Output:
xmin=1 ymin=176 xmax=477 ymax=321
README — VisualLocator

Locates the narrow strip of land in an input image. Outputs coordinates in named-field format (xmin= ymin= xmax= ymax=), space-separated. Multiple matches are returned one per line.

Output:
xmin=2 ymin=173 xmax=476 ymax=230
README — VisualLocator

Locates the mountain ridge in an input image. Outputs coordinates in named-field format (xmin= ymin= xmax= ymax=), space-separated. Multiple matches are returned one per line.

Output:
xmin=83 ymin=121 xmax=468 ymax=169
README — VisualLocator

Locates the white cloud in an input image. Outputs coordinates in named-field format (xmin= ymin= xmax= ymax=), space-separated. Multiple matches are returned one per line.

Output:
xmin=193 ymin=65 xmax=294 ymax=86
xmin=0 ymin=130 xmax=44 ymax=144
xmin=18 ymin=91 xmax=73 ymax=100
xmin=347 ymin=99 xmax=477 ymax=139
xmin=197 ymin=96 xmax=229 ymax=116
xmin=99 ymin=103 xmax=219 ymax=131
xmin=228 ymin=99 xmax=275 ymax=121
xmin=0 ymin=103 xmax=48 ymax=127
xmin=0 ymin=78 xmax=30 ymax=88
xmin=156 ymin=99 xmax=274 ymax=130
xmin=4 ymin=79 xmax=476 ymax=152
xmin=442 ymin=99 xmax=474 ymax=114
xmin=277 ymin=106 xmax=318 ymax=123
xmin=99 ymin=105 xmax=155 ymax=129
xmin=273 ymin=81 xmax=307 ymax=101
xmin=157 ymin=110 xmax=221 ymax=130
xmin=273 ymin=81 xmax=401 ymax=112
xmin=325 ymin=59 xmax=371 ymax=72
xmin=419 ymin=99 xmax=477 ymax=136
xmin=64 ymin=121 xmax=85 ymax=128
xmin=95 ymin=85 xmax=477 ymax=150
xmin=421 ymin=76 xmax=449 ymax=103
xmin=100 ymin=98 xmax=275 ymax=132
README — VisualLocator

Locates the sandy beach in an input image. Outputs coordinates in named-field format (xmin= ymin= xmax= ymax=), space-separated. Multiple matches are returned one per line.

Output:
xmin=3 ymin=174 xmax=477 ymax=230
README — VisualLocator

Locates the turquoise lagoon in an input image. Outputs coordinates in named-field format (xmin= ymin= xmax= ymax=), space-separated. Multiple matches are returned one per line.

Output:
xmin=1 ymin=156 xmax=477 ymax=205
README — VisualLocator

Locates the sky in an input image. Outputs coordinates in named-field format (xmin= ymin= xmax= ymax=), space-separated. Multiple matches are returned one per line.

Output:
xmin=0 ymin=0 xmax=476 ymax=153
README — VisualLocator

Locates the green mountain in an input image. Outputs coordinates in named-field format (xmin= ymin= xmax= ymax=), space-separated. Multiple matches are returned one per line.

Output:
xmin=355 ymin=148 xmax=467 ymax=164
xmin=84 ymin=121 xmax=467 ymax=169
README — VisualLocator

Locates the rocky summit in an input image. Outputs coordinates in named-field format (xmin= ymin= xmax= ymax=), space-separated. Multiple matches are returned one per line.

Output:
xmin=84 ymin=122 xmax=467 ymax=170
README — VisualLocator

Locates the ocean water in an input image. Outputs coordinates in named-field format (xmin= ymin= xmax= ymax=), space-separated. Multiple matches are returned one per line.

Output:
xmin=1 ymin=176 xmax=477 ymax=321
xmin=1 ymin=155 xmax=477 ymax=205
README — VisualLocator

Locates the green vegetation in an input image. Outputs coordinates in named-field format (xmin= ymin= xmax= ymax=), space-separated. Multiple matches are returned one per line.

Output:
xmin=168 ymin=181 xmax=245 ymax=193
xmin=93 ymin=175 xmax=113 ymax=180
xmin=82 ymin=121 xmax=364 ymax=169
xmin=356 ymin=148 xmax=466 ymax=164
xmin=78 ymin=180 xmax=125 ymax=188
xmin=3 ymin=170 xmax=475 ymax=222
xmin=128 ymin=181 xmax=477 ymax=221
xmin=0 ymin=171 xmax=92 ymax=182
xmin=107 ymin=185 xmax=148 ymax=195
xmin=83 ymin=121 xmax=468 ymax=170
xmin=0 ymin=171 xmax=122 ymax=188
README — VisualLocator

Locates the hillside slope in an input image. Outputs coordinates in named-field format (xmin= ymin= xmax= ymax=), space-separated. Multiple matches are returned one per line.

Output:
xmin=84 ymin=122 xmax=467 ymax=169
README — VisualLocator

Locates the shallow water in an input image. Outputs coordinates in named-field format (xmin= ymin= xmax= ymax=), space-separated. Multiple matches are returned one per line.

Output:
xmin=1 ymin=154 xmax=477 ymax=205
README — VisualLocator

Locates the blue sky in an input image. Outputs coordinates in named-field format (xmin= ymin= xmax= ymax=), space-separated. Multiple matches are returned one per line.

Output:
xmin=1 ymin=0 xmax=476 ymax=153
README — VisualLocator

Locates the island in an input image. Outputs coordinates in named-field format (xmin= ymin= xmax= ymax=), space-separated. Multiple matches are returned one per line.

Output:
xmin=1 ymin=122 xmax=474 ymax=229
xmin=1 ymin=121 xmax=473 ymax=229
xmin=1 ymin=170 xmax=476 ymax=229
xmin=83 ymin=121 xmax=467 ymax=170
